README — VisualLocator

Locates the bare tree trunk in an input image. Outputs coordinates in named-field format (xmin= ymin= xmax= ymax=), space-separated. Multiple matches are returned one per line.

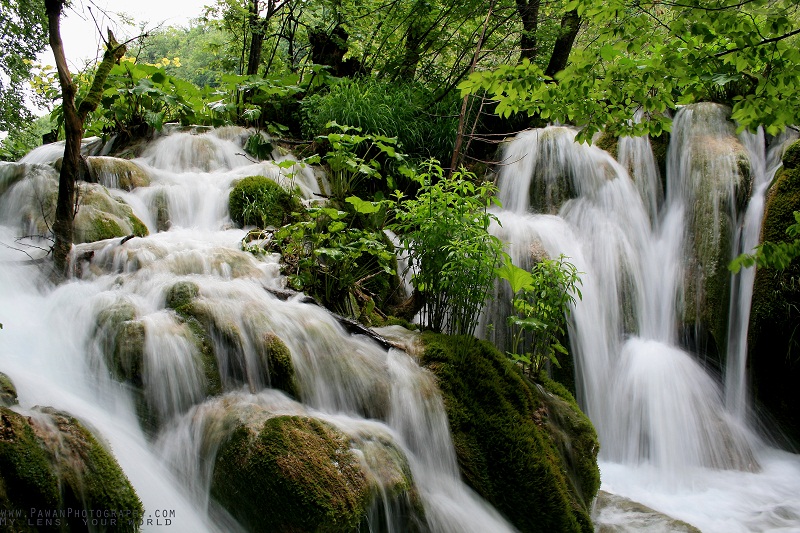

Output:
xmin=45 ymin=0 xmax=126 ymax=276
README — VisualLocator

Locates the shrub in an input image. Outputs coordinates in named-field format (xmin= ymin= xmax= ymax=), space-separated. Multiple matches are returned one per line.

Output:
xmin=497 ymin=255 xmax=582 ymax=378
xmin=270 ymin=205 xmax=396 ymax=319
xmin=229 ymin=175 xmax=301 ymax=228
xmin=300 ymin=78 xmax=459 ymax=164
xmin=391 ymin=161 xmax=504 ymax=336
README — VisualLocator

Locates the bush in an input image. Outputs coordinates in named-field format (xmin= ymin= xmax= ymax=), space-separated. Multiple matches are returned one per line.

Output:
xmin=229 ymin=175 xmax=301 ymax=228
xmin=497 ymin=255 xmax=582 ymax=378
xmin=300 ymin=78 xmax=459 ymax=164
xmin=390 ymin=161 xmax=504 ymax=336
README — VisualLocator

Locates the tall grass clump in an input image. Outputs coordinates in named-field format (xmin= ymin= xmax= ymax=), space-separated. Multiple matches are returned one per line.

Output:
xmin=300 ymin=78 xmax=459 ymax=164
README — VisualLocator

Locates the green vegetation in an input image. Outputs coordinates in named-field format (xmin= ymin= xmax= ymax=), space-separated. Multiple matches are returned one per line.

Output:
xmin=497 ymin=255 xmax=582 ymax=377
xmin=229 ymin=175 xmax=302 ymax=228
xmin=746 ymin=142 xmax=800 ymax=446
xmin=300 ymin=79 xmax=460 ymax=163
xmin=421 ymin=333 xmax=599 ymax=533
xmin=211 ymin=415 xmax=371 ymax=532
xmin=0 ymin=373 xmax=17 ymax=406
xmin=391 ymin=161 xmax=504 ymax=336
xmin=314 ymin=122 xmax=406 ymax=203
xmin=460 ymin=0 xmax=800 ymax=142
xmin=271 ymin=205 xmax=396 ymax=318
xmin=0 ymin=406 xmax=143 ymax=532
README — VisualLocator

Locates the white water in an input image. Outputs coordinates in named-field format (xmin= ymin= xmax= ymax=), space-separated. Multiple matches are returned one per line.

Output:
xmin=0 ymin=129 xmax=513 ymax=532
xmin=488 ymin=107 xmax=800 ymax=531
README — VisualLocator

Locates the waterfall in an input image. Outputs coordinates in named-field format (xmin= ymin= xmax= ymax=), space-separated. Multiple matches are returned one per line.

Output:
xmin=488 ymin=106 xmax=800 ymax=531
xmin=0 ymin=129 xmax=513 ymax=532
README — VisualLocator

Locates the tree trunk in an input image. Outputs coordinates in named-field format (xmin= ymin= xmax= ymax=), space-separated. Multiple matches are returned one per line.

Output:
xmin=45 ymin=0 xmax=79 ymax=276
xmin=516 ymin=0 xmax=541 ymax=61
xmin=45 ymin=0 xmax=126 ymax=276
xmin=246 ymin=0 xmax=264 ymax=75
xmin=544 ymin=10 xmax=580 ymax=77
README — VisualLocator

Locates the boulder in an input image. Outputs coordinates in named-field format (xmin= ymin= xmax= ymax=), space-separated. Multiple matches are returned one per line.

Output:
xmin=0 ymin=406 xmax=142 ymax=531
xmin=421 ymin=333 xmax=599 ymax=533
xmin=85 ymin=157 xmax=151 ymax=191
xmin=211 ymin=414 xmax=372 ymax=532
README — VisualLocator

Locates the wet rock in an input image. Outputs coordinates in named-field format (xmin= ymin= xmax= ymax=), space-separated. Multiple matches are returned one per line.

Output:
xmin=211 ymin=414 xmax=372 ymax=532
xmin=0 ymin=406 xmax=142 ymax=531
xmin=749 ymin=139 xmax=800 ymax=447
xmin=258 ymin=333 xmax=299 ymax=398
xmin=593 ymin=491 xmax=701 ymax=533
xmin=85 ymin=156 xmax=151 ymax=191
xmin=0 ymin=373 xmax=17 ymax=406
xmin=421 ymin=333 xmax=599 ymax=533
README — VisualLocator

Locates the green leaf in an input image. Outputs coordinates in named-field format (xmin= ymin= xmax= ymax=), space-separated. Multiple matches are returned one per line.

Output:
xmin=346 ymin=196 xmax=380 ymax=214
xmin=496 ymin=257 xmax=534 ymax=293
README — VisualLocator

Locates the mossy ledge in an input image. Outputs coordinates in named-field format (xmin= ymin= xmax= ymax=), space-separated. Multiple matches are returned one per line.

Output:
xmin=420 ymin=332 xmax=599 ymax=533
xmin=0 ymin=406 xmax=142 ymax=532
xmin=211 ymin=415 xmax=372 ymax=532
xmin=748 ymin=139 xmax=800 ymax=447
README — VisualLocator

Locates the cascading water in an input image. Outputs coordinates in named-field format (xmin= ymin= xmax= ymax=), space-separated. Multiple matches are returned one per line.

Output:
xmin=0 ymin=128 xmax=514 ymax=532
xmin=486 ymin=104 xmax=800 ymax=531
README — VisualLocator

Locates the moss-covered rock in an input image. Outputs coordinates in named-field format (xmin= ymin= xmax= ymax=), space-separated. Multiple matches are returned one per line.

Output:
xmin=748 ymin=144 xmax=800 ymax=446
xmin=164 ymin=282 xmax=223 ymax=397
xmin=0 ymin=406 xmax=142 ymax=532
xmin=13 ymin=172 xmax=149 ymax=244
xmin=258 ymin=333 xmax=299 ymax=398
xmin=595 ymin=131 xmax=619 ymax=159
xmin=680 ymin=107 xmax=752 ymax=367
xmin=0 ymin=373 xmax=17 ymax=406
xmin=420 ymin=333 xmax=598 ymax=533
xmin=229 ymin=175 xmax=301 ymax=228
xmin=74 ymin=183 xmax=149 ymax=243
xmin=96 ymin=300 xmax=145 ymax=387
xmin=85 ymin=156 xmax=151 ymax=191
xmin=782 ymin=140 xmax=800 ymax=170
xmin=211 ymin=414 xmax=372 ymax=532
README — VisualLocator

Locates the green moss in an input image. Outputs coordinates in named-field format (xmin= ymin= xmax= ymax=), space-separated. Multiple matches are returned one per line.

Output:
xmin=0 ymin=407 xmax=61 ymax=520
xmin=595 ymin=131 xmax=619 ymax=159
xmin=164 ymin=286 xmax=223 ymax=397
xmin=165 ymin=281 xmax=200 ymax=312
xmin=259 ymin=333 xmax=299 ymax=398
xmin=748 ymin=164 xmax=800 ymax=446
xmin=420 ymin=333 xmax=598 ymax=533
xmin=782 ymin=140 xmax=800 ymax=170
xmin=0 ymin=373 xmax=17 ymax=406
xmin=96 ymin=301 xmax=145 ymax=387
xmin=35 ymin=408 xmax=143 ymax=531
xmin=211 ymin=415 xmax=371 ymax=532
xmin=0 ymin=407 xmax=142 ymax=532
xmin=229 ymin=175 xmax=301 ymax=228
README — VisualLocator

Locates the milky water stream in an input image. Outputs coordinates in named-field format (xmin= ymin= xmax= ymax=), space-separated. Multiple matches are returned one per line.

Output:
xmin=484 ymin=105 xmax=800 ymax=531
xmin=0 ymin=128 xmax=513 ymax=532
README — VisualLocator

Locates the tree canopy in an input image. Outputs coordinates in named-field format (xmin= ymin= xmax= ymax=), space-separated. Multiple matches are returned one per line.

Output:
xmin=0 ymin=0 xmax=48 ymax=132
xmin=459 ymin=0 xmax=800 ymax=142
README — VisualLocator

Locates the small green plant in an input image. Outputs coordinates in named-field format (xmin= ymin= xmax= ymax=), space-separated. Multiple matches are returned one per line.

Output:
xmin=730 ymin=211 xmax=800 ymax=273
xmin=496 ymin=255 xmax=582 ymax=378
xmin=316 ymin=122 xmax=405 ymax=202
xmin=270 ymin=205 xmax=396 ymax=319
xmin=229 ymin=176 xmax=301 ymax=228
xmin=391 ymin=160 xmax=504 ymax=336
